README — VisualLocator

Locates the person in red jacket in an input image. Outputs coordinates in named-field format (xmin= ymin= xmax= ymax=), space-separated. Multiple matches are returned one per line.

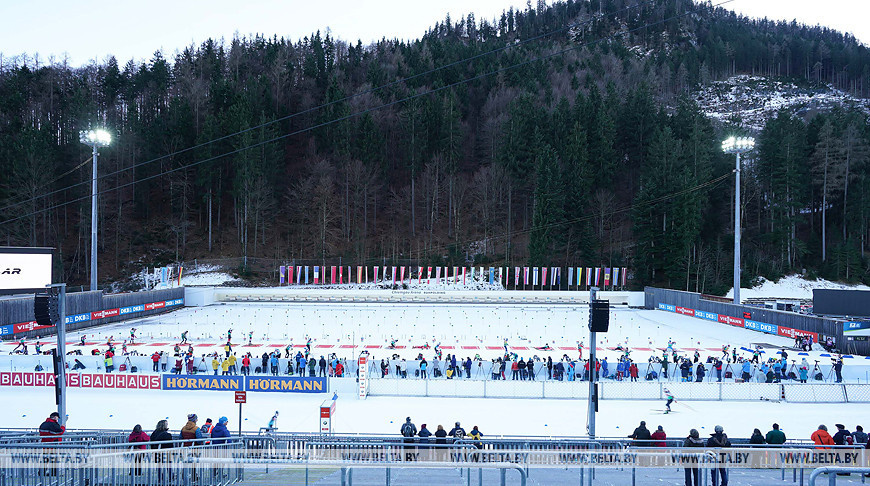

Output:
xmin=242 ymin=355 xmax=251 ymax=375
xmin=39 ymin=412 xmax=65 ymax=442
xmin=650 ymin=425 xmax=667 ymax=447
xmin=151 ymin=352 xmax=161 ymax=372
xmin=811 ymin=425 xmax=835 ymax=449
xmin=629 ymin=362 xmax=639 ymax=382
xmin=128 ymin=423 xmax=150 ymax=476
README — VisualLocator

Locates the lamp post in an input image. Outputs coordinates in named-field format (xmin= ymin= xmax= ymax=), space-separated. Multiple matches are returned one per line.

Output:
xmin=721 ymin=136 xmax=755 ymax=305
xmin=80 ymin=129 xmax=112 ymax=292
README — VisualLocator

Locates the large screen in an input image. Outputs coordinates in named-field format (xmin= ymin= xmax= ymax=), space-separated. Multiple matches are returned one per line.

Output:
xmin=813 ymin=289 xmax=870 ymax=318
xmin=0 ymin=247 xmax=53 ymax=294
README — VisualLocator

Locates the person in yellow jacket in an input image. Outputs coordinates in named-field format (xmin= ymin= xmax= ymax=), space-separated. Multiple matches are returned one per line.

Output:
xmin=104 ymin=353 xmax=114 ymax=373
xmin=227 ymin=354 xmax=237 ymax=375
xmin=211 ymin=357 xmax=220 ymax=375
xmin=221 ymin=358 xmax=230 ymax=375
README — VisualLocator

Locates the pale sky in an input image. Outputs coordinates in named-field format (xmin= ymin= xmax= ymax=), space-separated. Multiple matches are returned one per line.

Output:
xmin=1 ymin=0 xmax=868 ymax=68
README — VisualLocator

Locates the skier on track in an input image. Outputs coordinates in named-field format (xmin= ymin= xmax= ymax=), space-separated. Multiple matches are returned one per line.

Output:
xmin=248 ymin=331 xmax=254 ymax=346
xmin=267 ymin=411 xmax=279 ymax=431
xmin=389 ymin=338 xmax=398 ymax=349
xmin=435 ymin=343 xmax=442 ymax=360
xmin=664 ymin=388 xmax=675 ymax=414
xmin=12 ymin=338 xmax=27 ymax=353
xmin=577 ymin=341 xmax=583 ymax=360
xmin=503 ymin=338 xmax=509 ymax=354
xmin=285 ymin=344 xmax=292 ymax=358
xmin=130 ymin=328 xmax=136 ymax=344
xmin=35 ymin=341 xmax=42 ymax=355
xmin=227 ymin=329 xmax=233 ymax=341
xmin=666 ymin=340 xmax=675 ymax=354
xmin=721 ymin=345 xmax=730 ymax=360
xmin=180 ymin=331 xmax=189 ymax=344
xmin=305 ymin=337 xmax=313 ymax=354
xmin=79 ymin=336 xmax=86 ymax=346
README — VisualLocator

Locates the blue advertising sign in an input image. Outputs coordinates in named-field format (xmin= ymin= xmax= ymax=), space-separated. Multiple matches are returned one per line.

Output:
xmin=843 ymin=321 xmax=870 ymax=337
xmin=0 ymin=325 xmax=13 ymax=336
xmin=658 ymin=303 xmax=676 ymax=312
xmin=162 ymin=375 xmax=244 ymax=391
xmin=744 ymin=319 xmax=778 ymax=335
xmin=245 ymin=376 xmax=327 ymax=393
xmin=64 ymin=313 xmax=91 ymax=325
xmin=165 ymin=298 xmax=184 ymax=307
xmin=120 ymin=304 xmax=145 ymax=315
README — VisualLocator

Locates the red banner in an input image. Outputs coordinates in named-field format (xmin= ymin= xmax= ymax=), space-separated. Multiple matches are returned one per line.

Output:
xmin=717 ymin=315 xmax=744 ymax=327
xmin=0 ymin=372 xmax=160 ymax=390
xmin=777 ymin=326 xmax=819 ymax=342
xmin=144 ymin=301 xmax=165 ymax=311
xmin=13 ymin=321 xmax=52 ymax=333
xmin=91 ymin=308 xmax=120 ymax=320
xmin=675 ymin=306 xmax=694 ymax=316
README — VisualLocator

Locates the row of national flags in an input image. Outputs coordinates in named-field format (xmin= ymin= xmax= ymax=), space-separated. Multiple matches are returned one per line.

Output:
xmin=277 ymin=265 xmax=629 ymax=289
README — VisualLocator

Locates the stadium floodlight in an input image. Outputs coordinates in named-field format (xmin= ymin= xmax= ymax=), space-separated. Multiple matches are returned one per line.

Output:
xmin=722 ymin=136 xmax=755 ymax=305
xmin=721 ymin=136 xmax=755 ymax=154
xmin=80 ymin=128 xmax=112 ymax=292
xmin=79 ymin=129 xmax=112 ymax=147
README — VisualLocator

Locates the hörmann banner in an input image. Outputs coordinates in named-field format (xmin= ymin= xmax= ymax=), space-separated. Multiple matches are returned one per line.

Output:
xmin=160 ymin=375 xmax=328 ymax=393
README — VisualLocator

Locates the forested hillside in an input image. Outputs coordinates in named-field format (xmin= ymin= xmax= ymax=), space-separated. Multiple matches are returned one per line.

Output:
xmin=1 ymin=0 xmax=869 ymax=293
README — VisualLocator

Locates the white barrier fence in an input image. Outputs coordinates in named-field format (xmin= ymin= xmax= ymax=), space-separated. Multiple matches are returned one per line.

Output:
xmin=369 ymin=379 xmax=870 ymax=403
xmin=191 ymin=287 xmax=646 ymax=306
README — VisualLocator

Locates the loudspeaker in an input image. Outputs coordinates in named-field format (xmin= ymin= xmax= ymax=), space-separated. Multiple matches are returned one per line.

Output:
xmin=34 ymin=292 xmax=60 ymax=327
xmin=589 ymin=300 xmax=610 ymax=332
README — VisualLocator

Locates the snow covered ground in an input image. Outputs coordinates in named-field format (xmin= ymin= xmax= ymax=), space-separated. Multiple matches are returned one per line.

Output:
xmin=178 ymin=271 xmax=239 ymax=287
xmin=4 ymin=298 xmax=867 ymax=440
xmin=6 ymin=385 xmax=870 ymax=442
xmin=726 ymin=274 xmax=870 ymax=301
xmin=2 ymin=304 xmax=817 ymax=363
xmin=3 ymin=301 xmax=860 ymax=370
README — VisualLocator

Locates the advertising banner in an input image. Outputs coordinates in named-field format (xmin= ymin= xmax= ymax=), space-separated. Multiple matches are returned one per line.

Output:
xmin=162 ymin=375 xmax=244 ymax=391
xmin=0 ymin=372 xmax=160 ymax=390
xmin=744 ymin=319 xmax=778 ymax=335
xmin=246 ymin=376 xmax=327 ymax=393
xmin=843 ymin=321 xmax=870 ymax=337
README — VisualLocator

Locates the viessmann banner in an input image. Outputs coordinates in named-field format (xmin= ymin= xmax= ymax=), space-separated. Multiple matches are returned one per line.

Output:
xmin=657 ymin=303 xmax=818 ymax=341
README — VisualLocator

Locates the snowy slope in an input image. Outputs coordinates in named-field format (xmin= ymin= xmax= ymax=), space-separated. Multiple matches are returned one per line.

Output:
xmin=726 ymin=274 xmax=870 ymax=300
xmin=695 ymin=75 xmax=870 ymax=131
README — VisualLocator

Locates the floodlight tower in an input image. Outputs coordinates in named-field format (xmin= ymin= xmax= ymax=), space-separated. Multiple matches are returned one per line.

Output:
xmin=80 ymin=129 xmax=112 ymax=292
xmin=721 ymin=136 xmax=755 ymax=305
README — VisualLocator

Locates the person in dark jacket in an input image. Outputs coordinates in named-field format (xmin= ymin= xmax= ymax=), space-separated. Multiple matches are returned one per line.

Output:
xmin=695 ymin=363 xmax=706 ymax=382
xmin=210 ymin=417 xmax=231 ymax=444
xmin=852 ymin=425 xmax=868 ymax=446
xmin=765 ymin=423 xmax=786 ymax=445
xmin=434 ymin=425 xmax=448 ymax=461
xmin=707 ymin=425 xmax=732 ymax=486
xmin=39 ymin=412 xmax=65 ymax=443
xmin=749 ymin=428 xmax=765 ymax=445
xmin=683 ymin=429 xmax=704 ymax=486
xmin=832 ymin=424 xmax=853 ymax=445
xmin=629 ymin=421 xmax=651 ymax=446
xmin=418 ymin=424 xmax=432 ymax=441
xmin=150 ymin=420 xmax=173 ymax=482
